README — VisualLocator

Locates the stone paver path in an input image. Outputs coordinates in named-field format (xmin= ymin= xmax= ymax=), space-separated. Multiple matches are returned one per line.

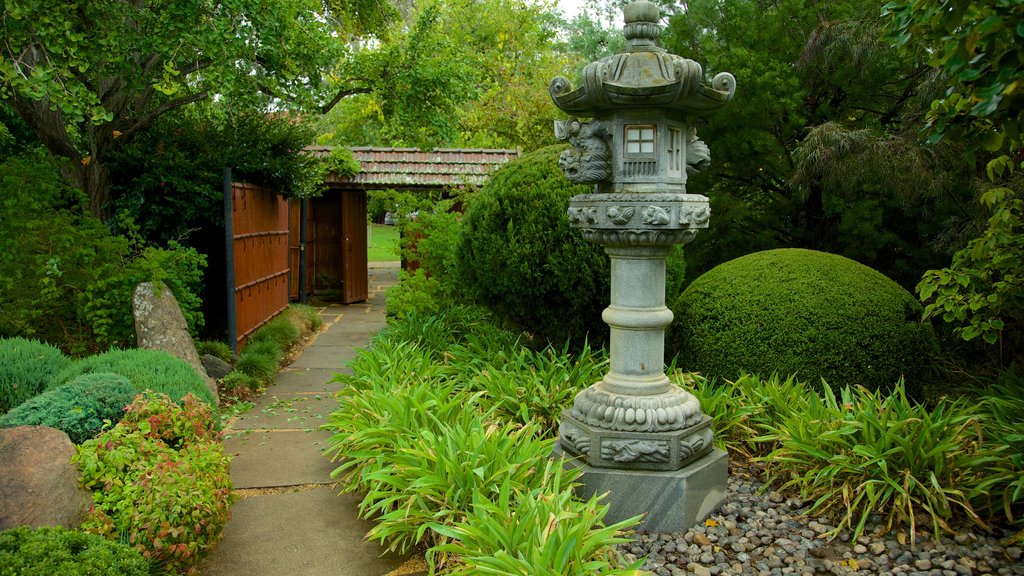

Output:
xmin=201 ymin=265 xmax=425 ymax=576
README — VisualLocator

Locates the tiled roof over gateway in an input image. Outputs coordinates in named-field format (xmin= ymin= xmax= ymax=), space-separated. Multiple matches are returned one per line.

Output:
xmin=308 ymin=146 xmax=520 ymax=189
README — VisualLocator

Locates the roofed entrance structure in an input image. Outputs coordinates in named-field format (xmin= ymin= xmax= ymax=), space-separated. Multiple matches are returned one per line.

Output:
xmin=290 ymin=147 xmax=520 ymax=303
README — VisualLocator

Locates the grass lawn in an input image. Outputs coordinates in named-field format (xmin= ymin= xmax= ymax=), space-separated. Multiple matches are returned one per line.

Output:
xmin=368 ymin=223 xmax=400 ymax=261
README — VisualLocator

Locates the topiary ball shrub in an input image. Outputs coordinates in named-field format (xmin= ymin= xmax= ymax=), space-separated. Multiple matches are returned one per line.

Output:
xmin=56 ymin=349 xmax=215 ymax=406
xmin=0 ymin=337 xmax=71 ymax=413
xmin=0 ymin=525 xmax=149 ymax=576
xmin=0 ymin=373 xmax=137 ymax=443
xmin=667 ymin=249 xmax=937 ymax=397
xmin=457 ymin=145 xmax=689 ymax=348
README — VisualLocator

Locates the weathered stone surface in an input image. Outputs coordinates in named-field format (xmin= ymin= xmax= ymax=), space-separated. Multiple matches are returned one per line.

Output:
xmin=0 ymin=426 xmax=93 ymax=530
xmin=133 ymin=282 xmax=218 ymax=403
xmin=202 ymin=354 xmax=233 ymax=379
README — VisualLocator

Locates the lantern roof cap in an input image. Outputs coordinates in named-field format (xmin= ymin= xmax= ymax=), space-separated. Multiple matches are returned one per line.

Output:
xmin=550 ymin=0 xmax=735 ymax=116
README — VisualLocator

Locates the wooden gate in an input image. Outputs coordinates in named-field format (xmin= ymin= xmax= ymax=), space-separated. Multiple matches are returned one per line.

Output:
xmin=228 ymin=182 xmax=289 ymax=350
xmin=307 ymin=190 xmax=368 ymax=303
xmin=341 ymin=190 xmax=368 ymax=303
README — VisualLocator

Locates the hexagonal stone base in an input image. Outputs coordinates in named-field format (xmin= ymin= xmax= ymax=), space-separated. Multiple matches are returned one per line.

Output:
xmin=559 ymin=412 xmax=714 ymax=471
xmin=556 ymin=446 xmax=728 ymax=533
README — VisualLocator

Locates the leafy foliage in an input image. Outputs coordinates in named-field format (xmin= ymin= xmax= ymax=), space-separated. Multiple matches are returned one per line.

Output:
xmin=0 ymin=0 xmax=371 ymax=216
xmin=459 ymin=144 xmax=688 ymax=348
xmin=661 ymin=0 xmax=974 ymax=290
xmin=885 ymin=0 xmax=1023 ymax=361
xmin=0 ymin=526 xmax=149 ymax=576
xmin=234 ymin=340 xmax=283 ymax=385
xmin=0 ymin=337 xmax=70 ymax=413
xmin=918 ymin=185 xmax=1023 ymax=349
xmin=969 ymin=367 xmax=1024 ymax=541
xmin=195 ymin=340 xmax=234 ymax=364
xmin=323 ymin=311 xmax=641 ymax=570
xmin=883 ymin=0 xmax=1023 ymax=158
xmin=109 ymin=110 xmax=327 ymax=243
xmin=669 ymin=249 xmax=938 ymax=396
xmin=433 ymin=463 xmax=644 ymax=575
xmin=74 ymin=393 xmax=232 ymax=574
xmin=761 ymin=383 xmax=986 ymax=545
xmin=0 ymin=373 xmax=136 ymax=443
xmin=462 ymin=342 xmax=606 ymax=435
xmin=0 ymin=152 xmax=207 ymax=353
xmin=57 ymin=349 xmax=215 ymax=407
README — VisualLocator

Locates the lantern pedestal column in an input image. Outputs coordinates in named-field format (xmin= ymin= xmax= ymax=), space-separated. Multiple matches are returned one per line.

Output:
xmin=557 ymin=194 xmax=728 ymax=533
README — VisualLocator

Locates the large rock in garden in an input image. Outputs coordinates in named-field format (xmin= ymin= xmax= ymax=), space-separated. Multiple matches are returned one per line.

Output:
xmin=133 ymin=282 xmax=218 ymax=404
xmin=0 ymin=426 xmax=93 ymax=530
xmin=668 ymin=248 xmax=938 ymax=397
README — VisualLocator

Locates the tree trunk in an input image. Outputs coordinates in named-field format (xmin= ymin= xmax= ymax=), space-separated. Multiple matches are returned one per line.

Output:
xmin=64 ymin=160 xmax=114 ymax=221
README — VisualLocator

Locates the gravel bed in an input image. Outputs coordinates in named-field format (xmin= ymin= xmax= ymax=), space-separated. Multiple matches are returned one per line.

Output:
xmin=620 ymin=463 xmax=1024 ymax=576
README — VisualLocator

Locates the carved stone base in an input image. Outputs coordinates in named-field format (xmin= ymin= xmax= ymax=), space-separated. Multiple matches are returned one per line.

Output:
xmin=554 ymin=445 xmax=729 ymax=533
xmin=559 ymin=411 xmax=714 ymax=471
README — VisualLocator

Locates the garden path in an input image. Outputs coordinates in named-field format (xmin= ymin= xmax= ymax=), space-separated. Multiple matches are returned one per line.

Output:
xmin=200 ymin=263 xmax=426 ymax=576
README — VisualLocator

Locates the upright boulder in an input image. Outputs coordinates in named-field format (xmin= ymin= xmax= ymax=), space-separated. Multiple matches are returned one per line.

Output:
xmin=0 ymin=426 xmax=93 ymax=530
xmin=133 ymin=282 xmax=218 ymax=404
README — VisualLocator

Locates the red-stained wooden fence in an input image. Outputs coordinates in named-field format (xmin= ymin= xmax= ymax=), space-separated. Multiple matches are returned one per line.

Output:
xmin=230 ymin=183 xmax=289 ymax=350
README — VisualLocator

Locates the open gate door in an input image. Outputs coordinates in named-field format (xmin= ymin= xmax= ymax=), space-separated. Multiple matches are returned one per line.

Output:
xmin=341 ymin=190 xmax=368 ymax=303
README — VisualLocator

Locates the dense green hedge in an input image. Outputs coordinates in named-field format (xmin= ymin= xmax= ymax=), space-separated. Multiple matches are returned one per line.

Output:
xmin=56 ymin=349 xmax=215 ymax=406
xmin=668 ymin=249 xmax=937 ymax=396
xmin=457 ymin=144 xmax=685 ymax=348
xmin=0 ymin=526 xmax=149 ymax=576
xmin=0 ymin=373 xmax=137 ymax=443
xmin=0 ymin=150 xmax=206 ymax=354
xmin=0 ymin=337 xmax=70 ymax=413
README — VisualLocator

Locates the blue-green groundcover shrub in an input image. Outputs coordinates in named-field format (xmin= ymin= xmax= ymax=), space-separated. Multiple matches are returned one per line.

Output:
xmin=457 ymin=144 xmax=686 ymax=348
xmin=56 ymin=349 xmax=215 ymax=406
xmin=668 ymin=248 xmax=938 ymax=396
xmin=0 ymin=526 xmax=149 ymax=576
xmin=0 ymin=373 xmax=137 ymax=443
xmin=0 ymin=337 xmax=70 ymax=413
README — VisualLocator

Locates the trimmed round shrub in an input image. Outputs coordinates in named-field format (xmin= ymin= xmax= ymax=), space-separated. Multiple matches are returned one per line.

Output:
xmin=667 ymin=249 xmax=937 ymax=396
xmin=0 ymin=373 xmax=137 ymax=443
xmin=56 ymin=349 xmax=215 ymax=406
xmin=457 ymin=144 xmax=686 ymax=348
xmin=0 ymin=525 xmax=149 ymax=576
xmin=0 ymin=337 xmax=71 ymax=413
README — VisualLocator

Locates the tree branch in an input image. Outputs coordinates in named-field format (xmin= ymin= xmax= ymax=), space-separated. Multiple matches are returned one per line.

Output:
xmin=320 ymin=85 xmax=374 ymax=114
xmin=118 ymin=90 xmax=210 ymax=140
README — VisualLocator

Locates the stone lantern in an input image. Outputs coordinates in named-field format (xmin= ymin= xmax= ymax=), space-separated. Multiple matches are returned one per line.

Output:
xmin=550 ymin=0 xmax=735 ymax=532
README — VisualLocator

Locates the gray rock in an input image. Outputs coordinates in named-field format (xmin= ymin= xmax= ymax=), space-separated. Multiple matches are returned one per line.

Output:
xmin=201 ymin=353 xmax=233 ymax=379
xmin=133 ymin=282 xmax=218 ymax=403
xmin=0 ymin=426 xmax=93 ymax=530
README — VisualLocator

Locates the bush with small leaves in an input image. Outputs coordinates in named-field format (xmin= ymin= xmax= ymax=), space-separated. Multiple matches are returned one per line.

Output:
xmin=0 ymin=525 xmax=149 ymax=576
xmin=457 ymin=145 xmax=688 ymax=348
xmin=669 ymin=248 xmax=938 ymax=396
xmin=0 ymin=373 xmax=136 ymax=443
xmin=0 ymin=337 xmax=70 ymax=413
xmin=56 ymin=349 xmax=214 ymax=406
xmin=74 ymin=392 xmax=232 ymax=574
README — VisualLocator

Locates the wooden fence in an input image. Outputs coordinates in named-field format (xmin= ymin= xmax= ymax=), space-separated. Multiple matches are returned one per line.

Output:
xmin=227 ymin=181 xmax=289 ymax=351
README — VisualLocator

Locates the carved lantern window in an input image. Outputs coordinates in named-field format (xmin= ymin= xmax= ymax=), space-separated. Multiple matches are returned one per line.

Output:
xmin=624 ymin=125 xmax=656 ymax=157
xmin=667 ymin=126 xmax=684 ymax=177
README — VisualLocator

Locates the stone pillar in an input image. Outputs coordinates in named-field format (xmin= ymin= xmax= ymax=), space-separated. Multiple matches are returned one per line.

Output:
xmin=549 ymin=0 xmax=736 ymax=533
